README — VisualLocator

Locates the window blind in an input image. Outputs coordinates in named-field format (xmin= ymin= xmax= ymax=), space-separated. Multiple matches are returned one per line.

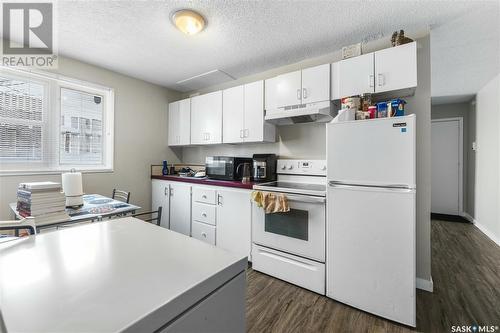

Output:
xmin=0 ymin=76 xmax=45 ymax=161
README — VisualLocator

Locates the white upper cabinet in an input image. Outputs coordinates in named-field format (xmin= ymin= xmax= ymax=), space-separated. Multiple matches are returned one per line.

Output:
xmin=335 ymin=53 xmax=374 ymax=99
xmin=374 ymin=41 xmax=417 ymax=93
xmin=168 ymin=98 xmax=191 ymax=146
xmin=332 ymin=42 xmax=417 ymax=99
xmin=168 ymin=101 xmax=179 ymax=146
xmin=301 ymin=64 xmax=330 ymax=104
xmin=265 ymin=64 xmax=330 ymax=109
xmin=190 ymin=91 xmax=223 ymax=145
xmin=223 ymin=85 xmax=245 ymax=144
xmin=275 ymin=70 xmax=302 ymax=107
xmin=223 ymin=80 xmax=275 ymax=144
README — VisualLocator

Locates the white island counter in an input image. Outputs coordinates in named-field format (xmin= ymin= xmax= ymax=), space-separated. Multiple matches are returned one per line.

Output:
xmin=0 ymin=217 xmax=247 ymax=332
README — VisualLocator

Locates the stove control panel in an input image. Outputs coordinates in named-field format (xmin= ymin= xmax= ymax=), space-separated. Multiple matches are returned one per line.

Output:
xmin=277 ymin=160 xmax=327 ymax=176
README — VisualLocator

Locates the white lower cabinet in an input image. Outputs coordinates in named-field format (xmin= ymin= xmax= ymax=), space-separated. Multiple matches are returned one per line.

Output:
xmin=153 ymin=180 xmax=252 ymax=260
xmin=216 ymin=188 xmax=252 ymax=261
xmin=192 ymin=221 xmax=216 ymax=245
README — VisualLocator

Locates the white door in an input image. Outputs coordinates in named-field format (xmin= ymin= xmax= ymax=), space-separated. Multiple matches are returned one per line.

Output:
xmin=375 ymin=42 xmax=417 ymax=93
xmin=190 ymin=91 xmax=222 ymax=144
xmin=216 ymin=189 xmax=252 ymax=260
xmin=151 ymin=180 xmax=170 ymax=229
xmin=338 ymin=53 xmax=374 ymax=98
xmin=431 ymin=119 xmax=462 ymax=215
xmin=275 ymin=70 xmax=302 ymax=107
xmin=178 ymin=98 xmax=191 ymax=145
xmin=327 ymin=115 xmax=416 ymax=187
xmin=301 ymin=64 xmax=330 ymax=104
xmin=169 ymin=183 xmax=191 ymax=236
xmin=243 ymin=80 xmax=264 ymax=142
xmin=223 ymin=85 xmax=244 ymax=143
xmin=327 ymin=184 xmax=416 ymax=327
xmin=167 ymin=101 xmax=179 ymax=146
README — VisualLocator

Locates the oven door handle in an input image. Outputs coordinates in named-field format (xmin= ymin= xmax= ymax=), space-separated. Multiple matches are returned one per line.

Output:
xmin=284 ymin=194 xmax=326 ymax=204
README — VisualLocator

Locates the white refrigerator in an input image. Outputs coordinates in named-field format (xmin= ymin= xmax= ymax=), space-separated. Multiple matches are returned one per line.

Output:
xmin=326 ymin=114 xmax=416 ymax=327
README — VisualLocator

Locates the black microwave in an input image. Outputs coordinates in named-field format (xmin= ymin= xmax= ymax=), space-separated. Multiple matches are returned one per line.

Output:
xmin=205 ymin=156 xmax=253 ymax=181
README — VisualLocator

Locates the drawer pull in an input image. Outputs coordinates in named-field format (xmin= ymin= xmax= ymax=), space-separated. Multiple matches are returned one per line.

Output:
xmin=202 ymin=195 xmax=207 ymax=199
xmin=202 ymin=213 xmax=207 ymax=217
xmin=201 ymin=232 xmax=207 ymax=238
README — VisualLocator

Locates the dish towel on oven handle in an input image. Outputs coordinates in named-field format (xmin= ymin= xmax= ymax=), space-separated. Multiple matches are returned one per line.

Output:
xmin=251 ymin=191 xmax=290 ymax=214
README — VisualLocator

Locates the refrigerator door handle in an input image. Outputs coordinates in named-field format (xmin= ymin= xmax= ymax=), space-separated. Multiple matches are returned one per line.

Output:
xmin=328 ymin=181 xmax=415 ymax=192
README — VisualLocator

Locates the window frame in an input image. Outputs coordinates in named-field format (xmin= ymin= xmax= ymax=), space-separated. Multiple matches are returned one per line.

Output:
xmin=0 ymin=67 xmax=114 ymax=176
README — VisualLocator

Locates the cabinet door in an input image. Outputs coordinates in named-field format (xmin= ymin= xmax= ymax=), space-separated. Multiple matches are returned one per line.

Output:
xmin=223 ymin=85 xmax=244 ymax=143
xmin=167 ymin=101 xmax=179 ymax=146
xmin=243 ymin=80 xmax=264 ymax=142
xmin=169 ymin=183 xmax=191 ymax=236
xmin=275 ymin=70 xmax=302 ymax=107
xmin=375 ymin=42 xmax=417 ymax=93
xmin=152 ymin=180 xmax=170 ymax=229
xmin=178 ymin=98 xmax=191 ymax=145
xmin=301 ymin=64 xmax=330 ymax=103
xmin=216 ymin=189 xmax=252 ymax=260
xmin=264 ymin=76 xmax=279 ymax=110
xmin=338 ymin=53 xmax=374 ymax=98
xmin=190 ymin=91 xmax=222 ymax=145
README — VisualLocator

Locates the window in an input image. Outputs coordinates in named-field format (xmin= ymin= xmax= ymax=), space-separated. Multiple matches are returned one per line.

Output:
xmin=0 ymin=68 xmax=114 ymax=174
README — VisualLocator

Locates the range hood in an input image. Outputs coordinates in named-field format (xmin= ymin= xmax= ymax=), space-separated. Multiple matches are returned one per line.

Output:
xmin=265 ymin=101 xmax=335 ymax=125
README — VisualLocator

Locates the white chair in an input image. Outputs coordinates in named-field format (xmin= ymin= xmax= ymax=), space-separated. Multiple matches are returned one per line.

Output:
xmin=0 ymin=217 xmax=37 ymax=239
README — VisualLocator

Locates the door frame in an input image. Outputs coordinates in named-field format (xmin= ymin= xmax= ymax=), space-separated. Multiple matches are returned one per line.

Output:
xmin=431 ymin=117 xmax=464 ymax=215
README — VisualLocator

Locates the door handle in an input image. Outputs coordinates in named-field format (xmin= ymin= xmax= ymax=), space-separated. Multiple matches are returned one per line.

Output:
xmin=297 ymin=89 xmax=301 ymax=100
xmin=369 ymin=74 xmax=375 ymax=88
xmin=378 ymin=73 xmax=385 ymax=86
xmin=302 ymin=88 xmax=307 ymax=99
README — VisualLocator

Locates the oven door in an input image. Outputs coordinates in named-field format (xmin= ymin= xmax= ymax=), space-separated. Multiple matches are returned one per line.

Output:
xmin=252 ymin=192 xmax=326 ymax=262
xmin=205 ymin=157 xmax=234 ymax=180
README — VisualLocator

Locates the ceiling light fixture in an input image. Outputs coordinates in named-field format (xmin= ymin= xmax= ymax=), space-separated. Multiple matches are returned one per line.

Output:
xmin=171 ymin=9 xmax=206 ymax=35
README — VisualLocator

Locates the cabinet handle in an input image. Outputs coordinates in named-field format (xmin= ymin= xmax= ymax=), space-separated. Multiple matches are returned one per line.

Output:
xmin=240 ymin=129 xmax=244 ymax=138
xmin=164 ymin=187 xmax=167 ymax=196
xmin=201 ymin=232 xmax=207 ymax=238
xmin=169 ymin=187 xmax=173 ymax=196
xmin=202 ymin=213 xmax=207 ymax=217
xmin=369 ymin=75 xmax=375 ymax=88
xmin=217 ymin=194 xmax=223 ymax=206
xmin=206 ymin=133 xmax=210 ymax=141
xmin=244 ymin=129 xmax=249 ymax=138
xmin=302 ymin=88 xmax=307 ymax=99
xmin=202 ymin=194 xmax=207 ymax=199
xmin=378 ymin=73 xmax=385 ymax=86
xmin=297 ymin=89 xmax=301 ymax=100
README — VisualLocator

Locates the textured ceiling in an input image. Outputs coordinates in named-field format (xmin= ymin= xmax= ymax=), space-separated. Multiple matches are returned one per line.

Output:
xmin=19 ymin=1 xmax=496 ymax=92
xmin=431 ymin=2 xmax=500 ymax=100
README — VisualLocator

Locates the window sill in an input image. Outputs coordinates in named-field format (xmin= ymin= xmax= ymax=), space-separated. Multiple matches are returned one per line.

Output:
xmin=0 ymin=169 xmax=114 ymax=177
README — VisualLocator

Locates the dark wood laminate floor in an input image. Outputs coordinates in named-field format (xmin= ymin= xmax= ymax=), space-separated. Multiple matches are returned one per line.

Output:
xmin=246 ymin=220 xmax=500 ymax=332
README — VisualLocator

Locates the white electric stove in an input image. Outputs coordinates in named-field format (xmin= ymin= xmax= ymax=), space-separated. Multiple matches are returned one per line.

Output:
xmin=252 ymin=160 xmax=327 ymax=294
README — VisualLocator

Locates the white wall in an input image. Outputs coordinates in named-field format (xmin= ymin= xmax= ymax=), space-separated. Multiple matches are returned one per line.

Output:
xmin=0 ymin=56 xmax=181 ymax=220
xmin=181 ymin=34 xmax=433 ymax=283
xmin=474 ymin=74 xmax=500 ymax=244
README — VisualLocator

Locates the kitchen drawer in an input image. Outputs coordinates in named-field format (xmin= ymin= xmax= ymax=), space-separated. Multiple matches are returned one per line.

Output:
xmin=192 ymin=202 xmax=216 ymax=226
xmin=252 ymin=244 xmax=325 ymax=294
xmin=192 ymin=221 xmax=216 ymax=245
xmin=193 ymin=187 xmax=217 ymax=205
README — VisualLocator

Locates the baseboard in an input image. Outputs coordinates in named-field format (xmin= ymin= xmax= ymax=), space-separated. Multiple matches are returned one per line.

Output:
xmin=473 ymin=221 xmax=500 ymax=247
xmin=461 ymin=212 xmax=475 ymax=223
xmin=416 ymin=277 xmax=433 ymax=292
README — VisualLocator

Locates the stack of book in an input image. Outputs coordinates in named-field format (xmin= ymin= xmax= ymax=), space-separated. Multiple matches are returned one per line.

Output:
xmin=17 ymin=182 xmax=70 ymax=224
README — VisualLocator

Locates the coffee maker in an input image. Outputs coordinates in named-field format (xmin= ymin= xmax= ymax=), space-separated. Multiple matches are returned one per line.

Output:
xmin=252 ymin=154 xmax=277 ymax=182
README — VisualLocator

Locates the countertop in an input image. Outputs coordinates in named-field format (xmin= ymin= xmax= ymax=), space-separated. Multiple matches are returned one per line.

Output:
xmin=152 ymin=175 xmax=257 ymax=190
xmin=0 ymin=218 xmax=247 ymax=332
